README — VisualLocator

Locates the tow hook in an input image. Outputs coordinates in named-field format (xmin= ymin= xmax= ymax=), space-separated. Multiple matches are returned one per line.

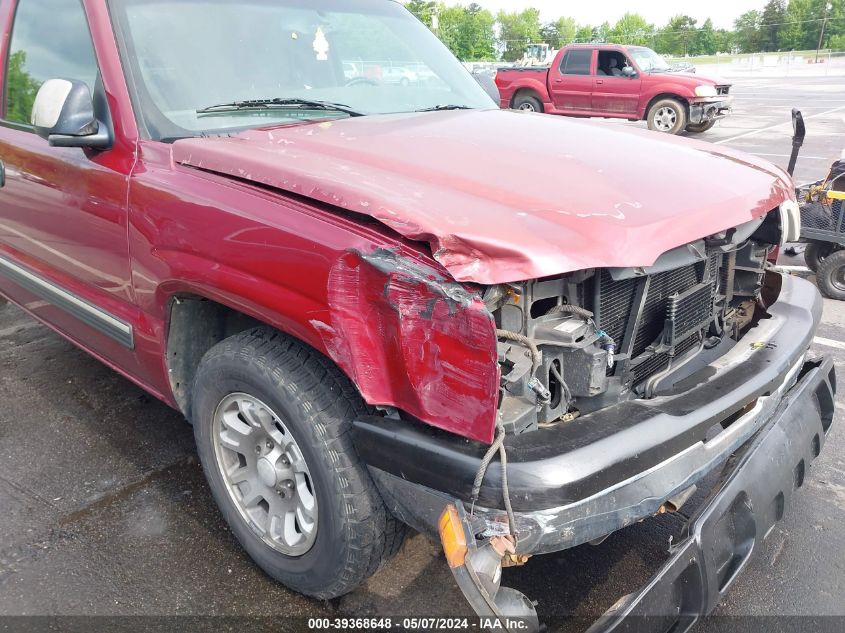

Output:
xmin=439 ymin=503 xmax=539 ymax=633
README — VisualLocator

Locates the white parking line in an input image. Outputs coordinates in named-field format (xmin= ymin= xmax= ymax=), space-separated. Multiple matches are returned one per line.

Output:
xmin=715 ymin=105 xmax=845 ymax=145
xmin=731 ymin=98 xmax=845 ymax=102
xmin=814 ymin=336 xmax=845 ymax=351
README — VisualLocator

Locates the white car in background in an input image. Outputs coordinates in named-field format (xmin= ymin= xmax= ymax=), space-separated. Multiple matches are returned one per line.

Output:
xmin=383 ymin=66 xmax=417 ymax=86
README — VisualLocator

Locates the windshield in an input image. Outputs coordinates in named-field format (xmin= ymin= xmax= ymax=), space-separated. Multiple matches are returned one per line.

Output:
xmin=109 ymin=0 xmax=495 ymax=140
xmin=628 ymin=47 xmax=671 ymax=73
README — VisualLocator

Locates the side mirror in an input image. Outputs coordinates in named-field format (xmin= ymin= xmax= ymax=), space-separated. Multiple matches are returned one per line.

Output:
xmin=622 ymin=66 xmax=636 ymax=78
xmin=31 ymin=79 xmax=112 ymax=150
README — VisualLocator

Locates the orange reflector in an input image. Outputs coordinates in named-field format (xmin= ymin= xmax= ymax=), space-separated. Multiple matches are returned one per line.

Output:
xmin=438 ymin=504 xmax=468 ymax=569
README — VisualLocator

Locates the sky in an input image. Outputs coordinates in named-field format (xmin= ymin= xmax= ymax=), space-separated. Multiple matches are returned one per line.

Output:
xmin=458 ymin=1 xmax=768 ymax=30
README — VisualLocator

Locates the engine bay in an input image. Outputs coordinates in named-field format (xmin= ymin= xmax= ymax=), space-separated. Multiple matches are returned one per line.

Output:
xmin=487 ymin=221 xmax=775 ymax=435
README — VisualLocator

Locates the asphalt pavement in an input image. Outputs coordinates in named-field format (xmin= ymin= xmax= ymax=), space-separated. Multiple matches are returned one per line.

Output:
xmin=1 ymin=75 xmax=844 ymax=631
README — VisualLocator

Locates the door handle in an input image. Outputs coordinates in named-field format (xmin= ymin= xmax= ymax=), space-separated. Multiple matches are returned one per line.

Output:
xmin=554 ymin=79 xmax=563 ymax=84
xmin=596 ymin=79 xmax=604 ymax=85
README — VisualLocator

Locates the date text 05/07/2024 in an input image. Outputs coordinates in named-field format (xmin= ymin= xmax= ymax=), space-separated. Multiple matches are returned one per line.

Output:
xmin=307 ymin=617 xmax=533 ymax=630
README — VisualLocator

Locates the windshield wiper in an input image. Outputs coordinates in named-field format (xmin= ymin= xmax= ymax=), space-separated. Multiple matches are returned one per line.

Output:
xmin=196 ymin=98 xmax=364 ymax=117
xmin=416 ymin=104 xmax=473 ymax=112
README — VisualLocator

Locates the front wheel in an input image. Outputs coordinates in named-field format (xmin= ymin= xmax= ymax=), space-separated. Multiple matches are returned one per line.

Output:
xmin=191 ymin=327 xmax=405 ymax=598
xmin=686 ymin=120 xmax=716 ymax=134
xmin=512 ymin=94 xmax=543 ymax=113
xmin=647 ymin=99 xmax=687 ymax=134
xmin=816 ymin=249 xmax=845 ymax=301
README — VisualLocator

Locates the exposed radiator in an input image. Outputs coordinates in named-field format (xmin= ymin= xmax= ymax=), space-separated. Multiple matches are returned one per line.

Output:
xmin=596 ymin=252 xmax=723 ymax=386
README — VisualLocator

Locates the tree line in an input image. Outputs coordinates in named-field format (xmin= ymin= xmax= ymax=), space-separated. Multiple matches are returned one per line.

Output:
xmin=404 ymin=0 xmax=845 ymax=61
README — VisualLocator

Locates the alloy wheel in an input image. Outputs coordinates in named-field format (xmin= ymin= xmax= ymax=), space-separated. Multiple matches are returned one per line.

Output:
xmin=212 ymin=393 xmax=318 ymax=556
xmin=654 ymin=106 xmax=677 ymax=132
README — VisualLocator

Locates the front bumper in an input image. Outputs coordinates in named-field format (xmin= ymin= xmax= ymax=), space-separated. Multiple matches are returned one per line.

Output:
xmin=589 ymin=354 xmax=836 ymax=633
xmin=354 ymin=275 xmax=825 ymax=555
xmin=689 ymin=98 xmax=732 ymax=124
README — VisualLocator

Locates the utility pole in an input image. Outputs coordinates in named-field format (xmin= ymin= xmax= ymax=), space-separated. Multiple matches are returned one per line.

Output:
xmin=816 ymin=2 xmax=833 ymax=64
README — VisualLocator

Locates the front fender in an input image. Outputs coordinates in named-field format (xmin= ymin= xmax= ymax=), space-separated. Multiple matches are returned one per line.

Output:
xmin=152 ymin=247 xmax=500 ymax=445
xmin=639 ymin=82 xmax=695 ymax=117
xmin=316 ymin=247 xmax=500 ymax=444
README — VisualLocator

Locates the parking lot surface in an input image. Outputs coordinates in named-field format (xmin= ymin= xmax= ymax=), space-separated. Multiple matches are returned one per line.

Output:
xmin=1 ymin=74 xmax=845 ymax=629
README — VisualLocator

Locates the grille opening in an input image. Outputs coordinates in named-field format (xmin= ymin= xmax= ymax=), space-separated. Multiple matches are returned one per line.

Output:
xmin=709 ymin=399 xmax=759 ymax=436
xmin=548 ymin=360 xmax=563 ymax=409
xmin=794 ymin=460 xmax=806 ymax=488
xmin=767 ymin=492 xmax=786 ymax=530
xmin=531 ymin=297 xmax=560 ymax=319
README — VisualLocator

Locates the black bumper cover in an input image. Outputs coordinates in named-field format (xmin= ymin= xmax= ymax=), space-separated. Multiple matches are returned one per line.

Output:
xmin=588 ymin=355 xmax=836 ymax=633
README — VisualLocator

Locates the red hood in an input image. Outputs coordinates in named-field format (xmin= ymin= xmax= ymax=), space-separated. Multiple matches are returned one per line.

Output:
xmin=173 ymin=109 xmax=792 ymax=285
xmin=664 ymin=71 xmax=727 ymax=85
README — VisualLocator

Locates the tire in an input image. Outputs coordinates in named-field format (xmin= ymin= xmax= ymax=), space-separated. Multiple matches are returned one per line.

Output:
xmin=512 ymin=93 xmax=543 ymax=113
xmin=647 ymin=98 xmax=687 ymax=134
xmin=816 ymin=249 xmax=845 ymax=301
xmin=191 ymin=327 xmax=405 ymax=599
xmin=805 ymin=242 xmax=837 ymax=273
xmin=686 ymin=120 xmax=716 ymax=134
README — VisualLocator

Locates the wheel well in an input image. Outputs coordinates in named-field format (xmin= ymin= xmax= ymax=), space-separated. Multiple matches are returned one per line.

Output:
xmin=511 ymin=88 xmax=543 ymax=108
xmin=166 ymin=295 xmax=264 ymax=418
xmin=645 ymin=93 xmax=688 ymax=120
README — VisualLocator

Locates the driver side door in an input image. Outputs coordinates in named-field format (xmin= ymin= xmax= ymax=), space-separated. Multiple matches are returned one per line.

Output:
xmin=0 ymin=0 xmax=136 ymax=363
xmin=592 ymin=49 xmax=642 ymax=117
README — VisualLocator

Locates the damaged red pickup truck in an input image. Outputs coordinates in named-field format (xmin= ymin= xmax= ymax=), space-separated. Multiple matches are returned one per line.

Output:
xmin=0 ymin=0 xmax=835 ymax=630
xmin=496 ymin=44 xmax=733 ymax=135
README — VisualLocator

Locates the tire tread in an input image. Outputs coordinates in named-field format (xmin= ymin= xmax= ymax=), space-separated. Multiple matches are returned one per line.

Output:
xmin=647 ymin=98 xmax=687 ymax=134
xmin=816 ymin=249 xmax=845 ymax=301
xmin=194 ymin=327 xmax=406 ymax=599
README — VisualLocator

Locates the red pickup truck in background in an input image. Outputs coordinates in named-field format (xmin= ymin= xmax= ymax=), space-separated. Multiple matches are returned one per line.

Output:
xmin=496 ymin=44 xmax=733 ymax=134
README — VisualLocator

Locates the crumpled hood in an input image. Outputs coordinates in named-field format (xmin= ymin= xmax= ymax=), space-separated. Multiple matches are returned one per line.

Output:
xmin=173 ymin=109 xmax=793 ymax=285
